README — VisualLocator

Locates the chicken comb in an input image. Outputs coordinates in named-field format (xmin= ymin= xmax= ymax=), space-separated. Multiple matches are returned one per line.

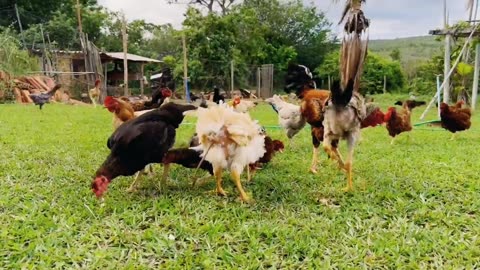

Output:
xmin=95 ymin=79 xmax=101 ymax=87
xmin=103 ymin=96 xmax=118 ymax=111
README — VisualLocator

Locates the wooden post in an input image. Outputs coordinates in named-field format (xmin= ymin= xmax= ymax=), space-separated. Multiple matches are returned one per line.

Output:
xmin=230 ymin=60 xmax=234 ymax=93
xmin=383 ymin=75 xmax=387 ymax=94
xmin=182 ymin=33 xmax=190 ymax=102
xmin=472 ymin=43 xmax=480 ymax=110
xmin=328 ymin=75 xmax=331 ymax=90
xmin=257 ymin=67 xmax=261 ymax=98
xmin=443 ymin=0 xmax=451 ymax=103
xmin=14 ymin=4 xmax=26 ymax=49
xmin=121 ymin=13 xmax=128 ymax=96
xmin=140 ymin=63 xmax=145 ymax=96
xmin=75 ymin=0 xmax=83 ymax=34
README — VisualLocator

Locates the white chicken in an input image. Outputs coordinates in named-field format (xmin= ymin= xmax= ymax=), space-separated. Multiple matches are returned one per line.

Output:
xmin=265 ymin=94 xmax=306 ymax=141
xmin=226 ymin=97 xmax=257 ymax=113
xmin=185 ymin=106 xmax=266 ymax=203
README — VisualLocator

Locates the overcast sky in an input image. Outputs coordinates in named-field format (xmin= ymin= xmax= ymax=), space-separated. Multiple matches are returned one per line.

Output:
xmin=98 ymin=0 xmax=472 ymax=40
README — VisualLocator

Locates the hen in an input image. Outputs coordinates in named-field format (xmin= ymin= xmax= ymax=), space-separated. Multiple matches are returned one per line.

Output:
xmin=265 ymin=94 xmax=306 ymax=142
xmin=161 ymin=147 xmax=214 ymax=186
xmin=385 ymin=100 xmax=425 ymax=144
xmin=361 ymin=103 xmax=385 ymax=128
xmin=285 ymin=64 xmax=330 ymax=173
xmin=247 ymin=136 xmax=284 ymax=181
xmin=186 ymin=105 xmax=266 ymax=203
xmin=29 ymin=84 xmax=62 ymax=110
xmin=92 ymin=102 xmax=197 ymax=198
xmin=440 ymin=100 xmax=472 ymax=140
xmin=104 ymin=96 xmax=135 ymax=129
xmin=89 ymin=79 xmax=101 ymax=107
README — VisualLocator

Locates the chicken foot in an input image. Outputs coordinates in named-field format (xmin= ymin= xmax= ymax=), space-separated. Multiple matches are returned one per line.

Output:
xmin=231 ymin=170 xmax=251 ymax=203
xmin=214 ymin=168 xmax=227 ymax=196
xmin=127 ymin=172 xmax=143 ymax=192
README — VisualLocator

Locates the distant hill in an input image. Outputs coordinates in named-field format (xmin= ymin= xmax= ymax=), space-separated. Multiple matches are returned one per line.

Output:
xmin=369 ymin=36 xmax=443 ymax=76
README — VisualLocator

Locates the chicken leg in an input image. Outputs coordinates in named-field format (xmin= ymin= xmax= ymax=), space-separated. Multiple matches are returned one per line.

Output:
xmin=214 ymin=167 xmax=227 ymax=196
xmin=158 ymin=163 xmax=170 ymax=192
xmin=127 ymin=172 xmax=142 ymax=192
xmin=310 ymin=146 xmax=319 ymax=173
xmin=231 ymin=170 xmax=251 ymax=203
xmin=343 ymin=135 xmax=356 ymax=192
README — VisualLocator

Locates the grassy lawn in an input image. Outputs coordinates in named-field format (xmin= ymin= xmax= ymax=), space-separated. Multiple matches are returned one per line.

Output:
xmin=1 ymin=96 xmax=479 ymax=268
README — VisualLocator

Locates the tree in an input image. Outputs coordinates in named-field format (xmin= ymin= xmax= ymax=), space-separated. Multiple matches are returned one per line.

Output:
xmin=167 ymin=0 xmax=237 ymax=15
xmin=316 ymin=50 xmax=405 ymax=94
xmin=390 ymin=48 xmax=401 ymax=61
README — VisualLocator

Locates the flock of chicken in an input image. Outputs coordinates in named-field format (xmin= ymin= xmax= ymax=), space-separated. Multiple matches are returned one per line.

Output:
xmin=90 ymin=64 xmax=472 ymax=203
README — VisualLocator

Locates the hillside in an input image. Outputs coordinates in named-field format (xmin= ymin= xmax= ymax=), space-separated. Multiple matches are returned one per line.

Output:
xmin=369 ymin=36 xmax=443 ymax=75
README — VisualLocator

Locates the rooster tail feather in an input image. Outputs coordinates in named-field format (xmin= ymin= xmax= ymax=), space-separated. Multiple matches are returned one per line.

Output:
xmin=47 ymin=84 xmax=62 ymax=96
xmin=331 ymin=79 xmax=355 ymax=107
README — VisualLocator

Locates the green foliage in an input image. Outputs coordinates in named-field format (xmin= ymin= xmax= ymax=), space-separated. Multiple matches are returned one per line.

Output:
xmin=1 ymin=101 xmax=480 ymax=268
xmin=389 ymin=48 xmax=401 ymax=61
xmin=406 ymin=54 xmax=443 ymax=95
xmin=456 ymin=62 xmax=473 ymax=77
xmin=0 ymin=29 xmax=38 ymax=75
xmin=315 ymin=51 xmax=405 ymax=94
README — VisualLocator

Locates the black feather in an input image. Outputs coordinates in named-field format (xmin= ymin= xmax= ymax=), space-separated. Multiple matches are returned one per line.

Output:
xmin=331 ymin=79 xmax=355 ymax=107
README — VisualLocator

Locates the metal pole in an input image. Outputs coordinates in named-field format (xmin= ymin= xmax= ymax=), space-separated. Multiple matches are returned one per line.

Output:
xmin=420 ymin=23 xmax=479 ymax=119
xmin=436 ymin=75 xmax=441 ymax=117
xmin=14 ymin=4 xmax=26 ymax=49
xmin=472 ymin=43 xmax=480 ymax=110
xmin=443 ymin=0 xmax=451 ymax=103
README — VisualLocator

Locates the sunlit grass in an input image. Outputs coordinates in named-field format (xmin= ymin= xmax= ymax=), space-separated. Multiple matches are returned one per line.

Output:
xmin=0 ymin=98 xmax=479 ymax=268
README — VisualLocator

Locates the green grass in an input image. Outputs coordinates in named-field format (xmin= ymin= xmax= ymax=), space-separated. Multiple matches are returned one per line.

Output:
xmin=1 ymin=98 xmax=479 ymax=268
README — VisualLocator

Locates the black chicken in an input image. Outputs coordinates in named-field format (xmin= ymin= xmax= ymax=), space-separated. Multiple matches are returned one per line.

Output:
xmin=29 ymin=84 xmax=62 ymax=110
xmin=212 ymin=86 xmax=225 ymax=104
xmin=92 ymin=102 xmax=197 ymax=197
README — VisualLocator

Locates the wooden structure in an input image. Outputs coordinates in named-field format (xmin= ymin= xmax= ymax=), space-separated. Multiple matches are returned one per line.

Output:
xmin=426 ymin=24 xmax=480 ymax=115
xmin=31 ymin=50 xmax=162 ymax=99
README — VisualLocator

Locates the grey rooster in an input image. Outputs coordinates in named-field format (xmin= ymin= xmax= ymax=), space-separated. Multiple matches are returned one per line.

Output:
xmin=29 ymin=84 xmax=62 ymax=110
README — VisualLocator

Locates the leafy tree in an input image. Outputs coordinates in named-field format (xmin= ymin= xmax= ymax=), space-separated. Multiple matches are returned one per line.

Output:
xmin=316 ymin=50 xmax=405 ymax=94
xmin=390 ymin=48 xmax=401 ymax=61
xmin=167 ymin=0 xmax=237 ymax=15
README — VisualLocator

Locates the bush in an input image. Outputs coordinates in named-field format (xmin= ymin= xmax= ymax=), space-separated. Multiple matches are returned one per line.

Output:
xmin=315 ymin=51 xmax=406 ymax=94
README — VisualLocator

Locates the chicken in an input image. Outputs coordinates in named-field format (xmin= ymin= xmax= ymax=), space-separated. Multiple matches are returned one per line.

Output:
xmin=247 ymin=136 xmax=284 ymax=181
xmin=29 ymin=84 xmax=62 ymax=110
xmin=144 ymin=87 xmax=172 ymax=109
xmin=440 ymin=100 xmax=472 ymax=140
xmin=89 ymin=79 xmax=101 ymax=107
xmin=103 ymin=96 xmax=135 ymax=129
xmin=227 ymin=97 xmax=257 ymax=113
xmin=185 ymin=105 xmax=266 ymax=203
xmin=161 ymin=148 xmax=214 ymax=185
xmin=212 ymin=86 xmax=225 ymax=104
xmin=361 ymin=103 xmax=385 ymax=128
xmin=321 ymin=0 xmax=370 ymax=192
xmin=265 ymin=94 xmax=306 ymax=141
xmin=284 ymin=64 xmax=330 ymax=173
xmin=385 ymin=99 xmax=425 ymax=144
xmin=91 ymin=102 xmax=197 ymax=198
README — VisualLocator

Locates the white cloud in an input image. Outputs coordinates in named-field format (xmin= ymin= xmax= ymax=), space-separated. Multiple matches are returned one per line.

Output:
xmin=99 ymin=0 xmax=476 ymax=39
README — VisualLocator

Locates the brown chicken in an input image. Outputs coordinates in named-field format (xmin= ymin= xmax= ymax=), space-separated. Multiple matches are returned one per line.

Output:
xmin=247 ymin=137 xmax=285 ymax=181
xmin=104 ymin=96 xmax=135 ymax=129
xmin=285 ymin=64 xmax=330 ymax=173
xmin=385 ymin=100 xmax=425 ymax=144
xmin=440 ymin=100 xmax=472 ymax=140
